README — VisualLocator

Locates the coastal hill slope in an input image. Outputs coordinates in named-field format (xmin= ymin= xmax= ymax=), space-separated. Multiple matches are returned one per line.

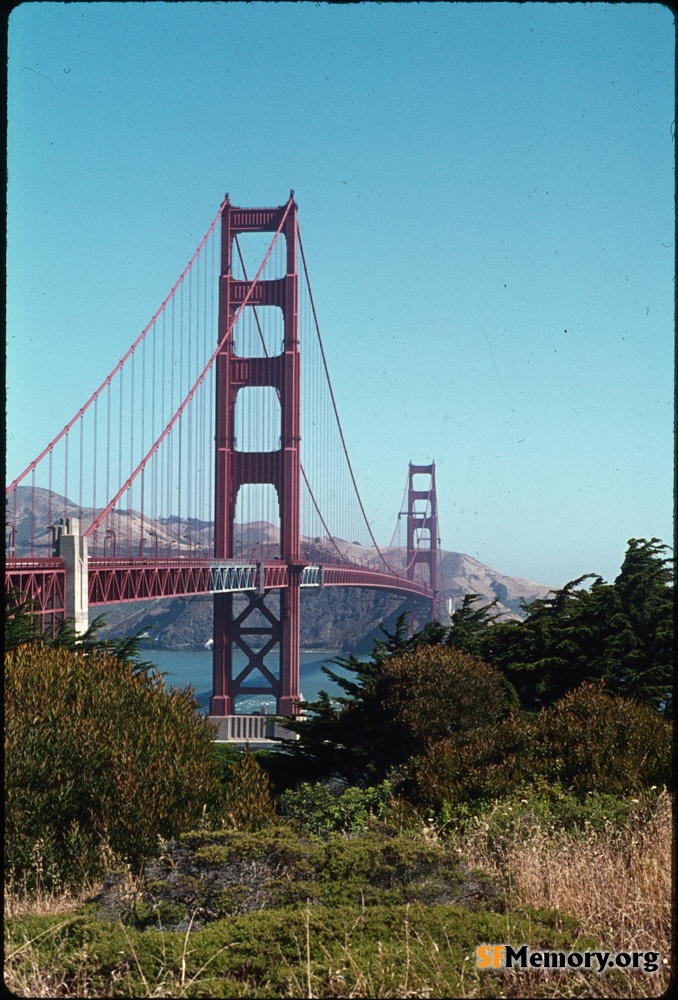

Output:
xmin=95 ymin=546 xmax=554 ymax=653
xmin=8 ymin=487 xmax=553 ymax=651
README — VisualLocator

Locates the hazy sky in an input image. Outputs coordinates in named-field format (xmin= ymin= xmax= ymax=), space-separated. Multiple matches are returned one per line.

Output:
xmin=7 ymin=2 xmax=674 ymax=587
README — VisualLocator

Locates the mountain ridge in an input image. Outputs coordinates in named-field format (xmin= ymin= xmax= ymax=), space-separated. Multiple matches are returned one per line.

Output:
xmin=8 ymin=486 xmax=555 ymax=651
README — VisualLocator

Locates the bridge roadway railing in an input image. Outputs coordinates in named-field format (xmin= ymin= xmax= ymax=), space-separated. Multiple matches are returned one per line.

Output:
xmin=5 ymin=556 xmax=432 ymax=615
xmin=4 ymin=557 xmax=66 ymax=630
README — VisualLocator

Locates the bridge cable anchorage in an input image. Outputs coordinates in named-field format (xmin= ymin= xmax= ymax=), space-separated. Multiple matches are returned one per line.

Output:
xmin=83 ymin=199 xmax=294 ymax=539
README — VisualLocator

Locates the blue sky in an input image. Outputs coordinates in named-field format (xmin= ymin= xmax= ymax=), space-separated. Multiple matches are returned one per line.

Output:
xmin=7 ymin=1 xmax=674 ymax=587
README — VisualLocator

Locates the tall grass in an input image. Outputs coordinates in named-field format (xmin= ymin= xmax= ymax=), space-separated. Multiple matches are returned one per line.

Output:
xmin=4 ymin=794 xmax=672 ymax=998
xmin=455 ymin=789 xmax=673 ymax=997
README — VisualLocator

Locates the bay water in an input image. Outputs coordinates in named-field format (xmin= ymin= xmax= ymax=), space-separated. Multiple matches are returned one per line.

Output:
xmin=145 ymin=647 xmax=348 ymax=714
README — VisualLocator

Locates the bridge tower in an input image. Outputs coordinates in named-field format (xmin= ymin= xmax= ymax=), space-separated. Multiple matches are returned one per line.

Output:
xmin=406 ymin=462 xmax=439 ymax=620
xmin=211 ymin=195 xmax=302 ymax=717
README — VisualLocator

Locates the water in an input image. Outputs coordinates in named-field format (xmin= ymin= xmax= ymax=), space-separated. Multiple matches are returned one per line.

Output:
xmin=144 ymin=648 xmax=349 ymax=714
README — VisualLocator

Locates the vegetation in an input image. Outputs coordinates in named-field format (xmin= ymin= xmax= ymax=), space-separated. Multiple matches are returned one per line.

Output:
xmin=278 ymin=619 xmax=512 ymax=787
xmin=4 ymin=536 xmax=673 ymax=996
xmin=280 ymin=779 xmax=396 ymax=838
xmin=407 ymin=683 xmax=672 ymax=812
xmin=218 ymin=748 xmax=279 ymax=832
xmin=4 ymin=793 xmax=671 ymax=997
xmin=5 ymin=645 xmax=223 ymax=891
xmin=4 ymin=587 xmax=155 ymax=666
xmin=449 ymin=537 xmax=674 ymax=715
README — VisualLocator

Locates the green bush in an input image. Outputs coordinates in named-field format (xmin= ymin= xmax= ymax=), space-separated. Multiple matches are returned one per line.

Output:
xmin=439 ymin=787 xmax=648 ymax=853
xmin=280 ymin=780 xmax=395 ymax=838
xmin=4 ymin=645 xmax=222 ymax=890
xmin=535 ymin=682 xmax=673 ymax=792
xmin=6 ymin=899 xmax=598 ymax=999
xmin=280 ymin=635 xmax=510 ymax=787
xmin=410 ymin=683 xmax=672 ymax=811
xmin=381 ymin=645 xmax=510 ymax=743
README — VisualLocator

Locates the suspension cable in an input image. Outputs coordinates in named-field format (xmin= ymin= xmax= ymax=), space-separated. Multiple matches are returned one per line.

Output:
xmin=6 ymin=199 xmax=227 ymax=496
xmin=85 ymin=196 xmax=294 ymax=538
xmin=298 ymin=223 xmax=433 ymax=579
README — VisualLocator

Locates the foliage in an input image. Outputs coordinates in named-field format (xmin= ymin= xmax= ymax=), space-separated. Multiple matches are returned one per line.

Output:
xmin=440 ymin=787 xmax=650 ymax=850
xmin=5 ymin=898 xmax=597 ymax=999
xmin=209 ymin=740 xmax=243 ymax=779
xmin=444 ymin=592 xmax=501 ymax=658
xmin=6 ymin=802 xmax=672 ymax=997
xmin=279 ymin=616 xmax=508 ymax=785
xmin=4 ymin=645 xmax=222 ymax=890
xmin=409 ymin=683 xmax=673 ymax=811
xmin=219 ymin=749 xmax=279 ymax=832
xmin=4 ymin=588 xmax=154 ymax=668
xmin=100 ymin=825 xmax=503 ymax=926
xmin=280 ymin=780 xmax=395 ymax=838
xmin=465 ymin=538 xmax=674 ymax=714
xmin=381 ymin=645 xmax=511 ymax=741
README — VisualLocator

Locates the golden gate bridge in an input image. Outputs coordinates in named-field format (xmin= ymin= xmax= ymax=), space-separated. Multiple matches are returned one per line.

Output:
xmin=5 ymin=193 xmax=444 ymax=717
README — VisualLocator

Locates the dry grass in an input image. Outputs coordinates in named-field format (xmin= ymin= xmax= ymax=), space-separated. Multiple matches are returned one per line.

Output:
xmin=4 ymin=880 xmax=103 ymax=921
xmin=456 ymin=789 xmax=674 ymax=997
xmin=4 ymin=795 xmax=673 ymax=998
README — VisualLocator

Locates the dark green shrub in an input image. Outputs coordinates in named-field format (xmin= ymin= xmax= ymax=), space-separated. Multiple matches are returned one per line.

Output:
xmin=474 ymin=538 xmax=673 ymax=714
xmin=410 ymin=683 xmax=672 ymax=811
xmin=533 ymin=682 xmax=673 ymax=793
xmin=280 ymin=631 xmax=510 ymax=786
xmin=381 ymin=645 xmax=509 ymax=743
xmin=408 ymin=708 xmax=534 ymax=808
xmin=5 ymin=645 xmax=222 ymax=890
xmin=209 ymin=740 xmax=242 ymax=781
xmin=99 ymin=825 xmax=502 ymax=926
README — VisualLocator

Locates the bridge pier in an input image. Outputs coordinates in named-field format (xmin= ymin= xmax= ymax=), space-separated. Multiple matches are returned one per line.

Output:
xmin=53 ymin=518 xmax=89 ymax=635
xmin=278 ymin=565 xmax=301 ymax=715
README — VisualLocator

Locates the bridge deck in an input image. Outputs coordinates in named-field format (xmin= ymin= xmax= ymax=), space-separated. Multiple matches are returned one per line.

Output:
xmin=5 ymin=556 xmax=432 ymax=613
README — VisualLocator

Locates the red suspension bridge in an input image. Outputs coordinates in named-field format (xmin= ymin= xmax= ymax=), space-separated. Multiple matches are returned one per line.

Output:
xmin=5 ymin=194 xmax=445 ymax=716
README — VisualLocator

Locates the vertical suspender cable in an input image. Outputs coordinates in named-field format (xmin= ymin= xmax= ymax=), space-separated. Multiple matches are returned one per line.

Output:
xmin=47 ymin=449 xmax=53 ymax=552
xmin=141 ymin=334 xmax=146 ymax=540
xmin=186 ymin=266 xmax=191 ymax=541
xmin=92 ymin=397 xmax=98 ymax=553
xmin=30 ymin=468 xmax=36 ymax=555
xmin=208 ymin=232 xmax=214 ymax=557
xmin=78 ymin=414 xmax=83 ymax=518
xmin=64 ymin=432 xmax=69 ymax=526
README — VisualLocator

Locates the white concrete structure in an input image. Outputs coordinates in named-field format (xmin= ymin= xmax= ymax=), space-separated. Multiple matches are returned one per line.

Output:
xmin=208 ymin=714 xmax=300 ymax=745
xmin=53 ymin=518 xmax=89 ymax=635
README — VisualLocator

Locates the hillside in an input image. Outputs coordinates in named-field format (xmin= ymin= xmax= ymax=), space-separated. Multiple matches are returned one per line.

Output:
xmin=95 ymin=552 xmax=552 ymax=653
xmin=8 ymin=486 xmax=553 ymax=651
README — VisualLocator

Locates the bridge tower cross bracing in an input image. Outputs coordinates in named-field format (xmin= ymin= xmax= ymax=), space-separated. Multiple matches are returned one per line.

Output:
xmin=211 ymin=196 xmax=302 ymax=717
xmin=406 ymin=461 xmax=439 ymax=620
